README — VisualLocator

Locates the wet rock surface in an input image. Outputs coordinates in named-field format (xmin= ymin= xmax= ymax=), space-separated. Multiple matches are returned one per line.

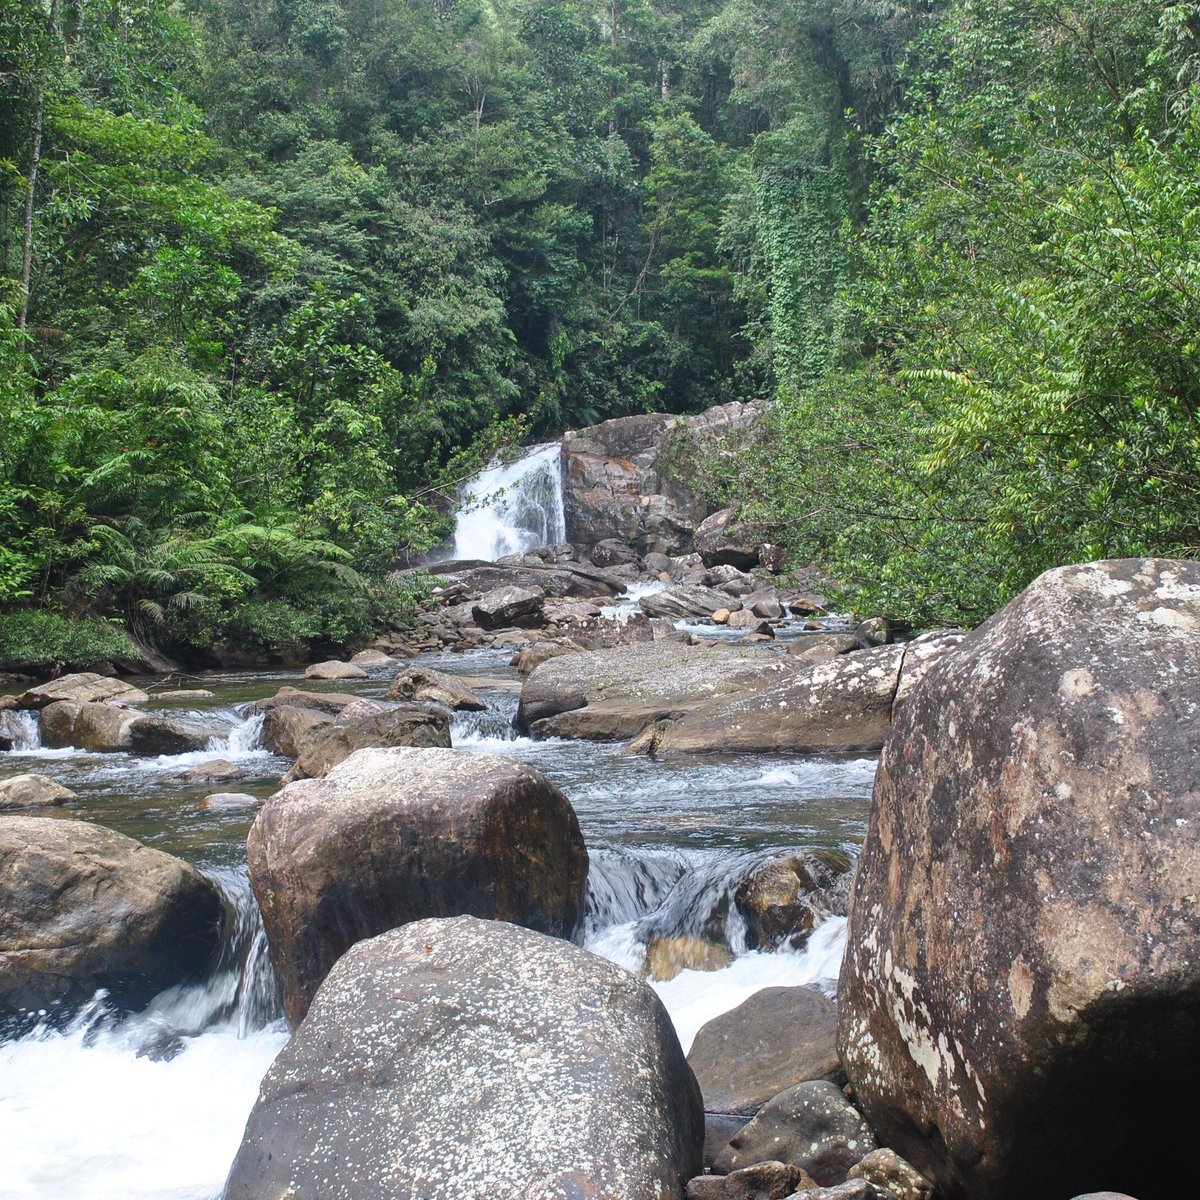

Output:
xmin=839 ymin=559 xmax=1200 ymax=1200
xmin=224 ymin=915 xmax=703 ymax=1199
xmin=688 ymin=986 xmax=841 ymax=1117
xmin=734 ymin=852 xmax=852 ymax=951
xmin=248 ymin=748 xmax=589 ymax=1026
xmin=0 ymin=816 xmax=225 ymax=1020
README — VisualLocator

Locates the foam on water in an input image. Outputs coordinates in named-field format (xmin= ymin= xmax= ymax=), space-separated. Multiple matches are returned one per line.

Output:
xmin=648 ymin=916 xmax=848 ymax=1053
xmin=599 ymin=580 xmax=669 ymax=620
xmin=1 ymin=1015 xmax=286 ymax=1200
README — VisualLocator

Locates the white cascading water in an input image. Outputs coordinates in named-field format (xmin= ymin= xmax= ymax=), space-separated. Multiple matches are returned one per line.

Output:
xmin=452 ymin=442 xmax=566 ymax=561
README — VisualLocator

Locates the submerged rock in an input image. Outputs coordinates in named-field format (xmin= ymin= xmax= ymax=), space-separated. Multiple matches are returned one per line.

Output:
xmin=0 ymin=816 xmax=224 ymax=1019
xmin=248 ymin=747 xmax=589 ymax=1026
xmin=225 ymin=916 xmax=703 ymax=1200
xmin=734 ymin=851 xmax=852 ymax=951
xmin=838 ymin=559 xmax=1200 ymax=1200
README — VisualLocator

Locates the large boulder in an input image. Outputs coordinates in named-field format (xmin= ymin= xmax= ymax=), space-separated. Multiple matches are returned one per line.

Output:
xmin=693 ymin=509 xmax=773 ymax=572
xmin=225 ymin=916 xmax=704 ymax=1199
xmin=248 ymin=747 xmax=589 ymax=1026
xmin=688 ymin=986 xmax=842 ymax=1118
xmin=471 ymin=583 xmax=545 ymax=630
xmin=127 ymin=715 xmax=219 ymax=755
xmin=253 ymin=686 xmax=364 ymax=717
xmin=0 ymin=774 xmax=76 ymax=811
xmin=0 ymin=816 xmax=225 ymax=1019
xmin=73 ymin=701 xmax=138 ymax=752
xmin=561 ymin=402 xmax=761 ymax=555
xmin=410 ymin=559 xmax=624 ymax=601
xmin=634 ymin=637 xmax=963 ymax=756
xmin=281 ymin=701 xmax=451 ymax=782
xmin=17 ymin=672 xmax=149 ymax=709
xmin=385 ymin=666 xmax=487 ymax=710
xmin=517 ymin=640 xmax=795 ymax=741
xmin=639 ymin=583 xmax=733 ymax=620
xmin=838 ymin=559 xmax=1200 ymax=1200
xmin=260 ymin=705 xmax=333 ymax=758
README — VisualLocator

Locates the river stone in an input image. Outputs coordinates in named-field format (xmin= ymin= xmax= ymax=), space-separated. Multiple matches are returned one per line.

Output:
xmin=281 ymin=701 xmax=450 ymax=783
xmin=471 ymin=583 xmax=545 ymax=629
xmin=254 ymin=686 xmax=362 ymax=717
xmin=688 ymin=987 xmax=841 ymax=1117
xmin=734 ymin=852 xmax=852 ymax=951
xmin=847 ymin=1150 xmax=933 ymax=1200
xmin=786 ymin=635 xmax=859 ymax=666
xmin=128 ymin=715 xmax=218 ymax=755
xmin=151 ymin=688 xmax=215 ymax=700
xmin=713 ymin=1081 xmax=877 ymax=1184
xmin=199 ymin=792 xmax=261 ymax=811
xmin=639 ymin=583 xmax=731 ymax=619
xmin=305 ymin=659 xmax=369 ymax=681
xmin=646 ymin=935 xmax=733 ymax=981
xmin=73 ymin=701 xmax=138 ymax=751
xmin=0 ymin=816 xmax=225 ymax=1019
xmin=178 ymin=758 xmax=242 ymax=784
xmin=260 ymin=704 xmax=333 ymax=758
xmin=248 ymin=747 xmax=589 ymax=1026
xmin=385 ymin=666 xmax=486 ymax=710
xmin=839 ymin=559 xmax=1200 ymax=1200
xmin=0 ymin=774 xmax=77 ymax=811
xmin=38 ymin=701 xmax=81 ymax=748
xmin=225 ymin=915 xmax=703 ymax=1199
xmin=686 ymin=1161 xmax=817 ymax=1199
xmin=17 ymin=672 xmax=150 ymax=709
xmin=349 ymin=648 xmax=395 ymax=666
xmin=518 ymin=639 xmax=793 ymax=741
xmin=636 ymin=644 xmax=910 ymax=756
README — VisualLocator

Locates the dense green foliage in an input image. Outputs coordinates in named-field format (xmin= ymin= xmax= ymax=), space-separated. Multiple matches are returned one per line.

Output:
xmin=3 ymin=0 xmax=1200 ymax=656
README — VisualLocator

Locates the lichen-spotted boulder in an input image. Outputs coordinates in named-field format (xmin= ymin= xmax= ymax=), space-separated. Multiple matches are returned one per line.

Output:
xmin=0 ymin=816 xmax=225 ymax=1021
xmin=248 ymin=747 xmax=589 ymax=1026
xmin=224 ymin=916 xmax=704 ymax=1200
xmin=838 ymin=559 xmax=1200 ymax=1200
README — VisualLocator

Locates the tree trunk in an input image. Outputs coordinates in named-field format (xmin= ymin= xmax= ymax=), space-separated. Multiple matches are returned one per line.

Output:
xmin=17 ymin=81 xmax=45 ymax=332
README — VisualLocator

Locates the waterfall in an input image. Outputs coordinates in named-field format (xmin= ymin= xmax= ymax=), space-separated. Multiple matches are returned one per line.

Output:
xmin=452 ymin=442 xmax=566 ymax=562
xmin=1 ymin=708 xmax=41 ymax=751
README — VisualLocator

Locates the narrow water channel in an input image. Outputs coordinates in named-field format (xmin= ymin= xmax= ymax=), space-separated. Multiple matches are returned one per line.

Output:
xmin=0 ymin=647 xmax=875 ymax=1199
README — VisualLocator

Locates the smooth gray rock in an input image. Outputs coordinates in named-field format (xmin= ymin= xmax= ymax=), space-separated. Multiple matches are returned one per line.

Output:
xmin=224 ymin=916 xmax=704 ymax=1199
xmin=471 ymin=584 xmax=545 ymax=630
xmin=18 ymin=672 xmax=149 ymax=709
xmin=688 ymin=987 xmax=842 ymax=1116
xmin=0 ymin=816 xmax=224 ymax=1018
xmin=839 ymin=559 xmax=1200 ymax=1200
xmin=249 ymin=748 xmax=589 ymax=1026
xmin=518 ymin=639 xmax=793 ymax=741
xmin=128 ymin=715 xmax=218 ymax=755
xmin=304 ymin=660 xmax=369 ymax=681
xmin=713 ymin=1081 xmax=876 ymax=1185
xmin=639 ymin=584 xmax=731 ymax=620
xmin=0 ymin=773 xmax=76 ymax=811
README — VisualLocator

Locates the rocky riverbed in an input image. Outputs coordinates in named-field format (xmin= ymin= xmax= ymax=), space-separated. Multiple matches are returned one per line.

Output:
xmin=1 ymin=549 xmax=1191 ymax=1200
